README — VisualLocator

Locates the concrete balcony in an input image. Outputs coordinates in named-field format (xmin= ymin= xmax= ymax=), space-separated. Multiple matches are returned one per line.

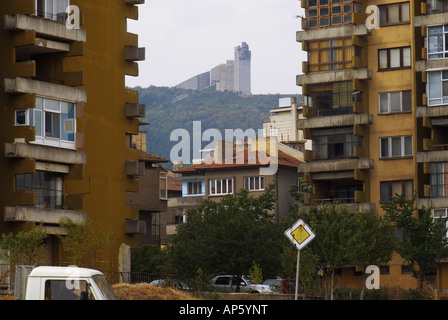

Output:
xmin=4 ymin=142 xmax=86 ymax=165
xmin=166 ymin=223 xmax=179 ymax=236
xmin=416 ymin=150 xmax=448 ymax=163
xmin=125 ymin=46 xmax=145 ymax=61
xmin=125 ymin=103 xmax=145 ymax=118
xmin=298 ymin=113 xmax=372 ymax=129
xmin=298 ymin=158 xmax=373 ymax=180
xmin=125 ymin=219 xmax=146 ymax=234
xmin=416 ymin=105 xmax=448 ymax=118
xmin=414 ymin=59 xmax=448 ymax=72
xmin=4 ymin=77 xmax=86 ymax=103
xmin=167 ymin=196 xmax=203 ymax=209
xmin=4 ymin=14 xmax=86 ymax=42
xmin=414 ymin=12 xmax=448 ymax=27
xmin=296 ymin=24 xmax=369 ymax=42
xmin=418 ymin=197 xmax=448 ymax=209
xmin=300 ymin=202 xmax=375 ymax=213
xmin=125 ymin=161 xmax=145 ymax=176
xmin=125 ymin=0 xmax=145 ymax=4
xmin=297 ymin=68 xmax=371 ymax=86
xmin=4 ymin=206 xmax=86 ymax=225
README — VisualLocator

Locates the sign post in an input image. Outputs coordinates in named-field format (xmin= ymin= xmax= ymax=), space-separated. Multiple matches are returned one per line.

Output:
xmin=284 ymin=219 xmax=315 ymax=300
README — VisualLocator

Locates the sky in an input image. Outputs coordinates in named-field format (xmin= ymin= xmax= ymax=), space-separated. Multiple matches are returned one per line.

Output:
xmin=126 ymin=0 xmax=306 ymax=95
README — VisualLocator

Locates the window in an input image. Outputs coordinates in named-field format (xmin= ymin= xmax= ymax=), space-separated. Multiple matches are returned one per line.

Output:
xmin=187 ymin=181 xmax=203 ymax=195
xmin=44 ymin=280 xmax=94 ymax=300
xmin=306 ymin=0 xmax=359 ymax=28
xmin=15 ymin=97 xmax=76 ymax=148
xmin=313 ymin=132 xmax=362 ymax=160
xmin=380 ymin=180 xmax=413 ymax=203
xmin=378 ymin=47 xmax=411 ymax=70
xmin=379 ymin=2 xmax=410 ymax=26
xmin=378 ymin=91 xmax=412 ymax=114
xmin=308 ymin=38 xmax=355 ymax=71
xmin=309 ymin=82 xmax=354 ymax=116
xmin=151 ymin=212 xmax=160 ymax=241
xmin=428 ymin=70 xmax=448 ymax=106
xmin=429 ymin=162 xmax=448 ymax=197
xmin=35 ymin=0 xmax=70 ymax=23
xmin=159 ymin=172 xmax=168 ymax=200
xmin=432 ymin=208 xmax=448 ymax=238
xmin=428 ymin=25 xmax=448 ymax=59
xmin=209 ymin=178 xmax=233 ymax=195
xmin=244 ymin=176 xmax=265 ymax=191
xmin=379 ymin=136 xmax=412 ymax=159
xmin=427 ymin=0 xmax=448 ymax=14
xmin=16 ymin=171 xmax=64 ymax=208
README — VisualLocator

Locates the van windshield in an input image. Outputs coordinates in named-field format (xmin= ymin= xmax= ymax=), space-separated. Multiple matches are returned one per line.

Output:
xmin=92 ymin=275 xmax=118 ymax=300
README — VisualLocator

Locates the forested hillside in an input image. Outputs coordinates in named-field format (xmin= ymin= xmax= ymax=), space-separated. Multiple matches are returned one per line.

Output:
xmin=134 ymin=86 xmax=299 ymax=168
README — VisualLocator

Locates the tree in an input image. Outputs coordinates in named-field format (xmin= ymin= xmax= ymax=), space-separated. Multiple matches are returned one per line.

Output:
xmin=0 ymin=226 xmax=47 ymax=265
xmin=58 ymin=219 xmax=113 ymax=268
xmin=381 ymin=194 xmax=448 ymax=290
xmin=170 ymin=184 xmax=281 ymax=289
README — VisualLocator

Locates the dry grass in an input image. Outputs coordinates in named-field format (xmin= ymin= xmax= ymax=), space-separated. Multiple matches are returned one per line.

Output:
xmin=112 ymin=283 xmax=198 ymax=300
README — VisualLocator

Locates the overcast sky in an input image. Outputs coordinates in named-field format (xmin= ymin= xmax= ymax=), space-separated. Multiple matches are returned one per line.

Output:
xmin=126 ymin=0 xmax=306 ymax=94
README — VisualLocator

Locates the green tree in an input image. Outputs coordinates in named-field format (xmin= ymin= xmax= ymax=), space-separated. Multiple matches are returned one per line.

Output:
xmin=170 ymin=184 xmax=281 ymax=290
xmin=0 ymin=226 xmax=47 ymax=265
xmin=381 ymin=194 xmax=448 ymax=290
xmin=58 ymin=219 xmax=113 ymax=268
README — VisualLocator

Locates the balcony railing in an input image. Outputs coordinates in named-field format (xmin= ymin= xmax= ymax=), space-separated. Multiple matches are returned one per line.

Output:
xmin=31 ymin=11 xmax=68 ymax=25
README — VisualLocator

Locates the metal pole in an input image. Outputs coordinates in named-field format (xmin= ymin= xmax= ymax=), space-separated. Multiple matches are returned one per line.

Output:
xmin=295 ymin=249 xmax=300 ymax=300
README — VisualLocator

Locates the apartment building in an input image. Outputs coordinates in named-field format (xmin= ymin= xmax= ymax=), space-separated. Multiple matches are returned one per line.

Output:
xmin=297 ymin=0 xmax=448 ymax=289
xmin=0 ymin=0 xmax=146 ymax=280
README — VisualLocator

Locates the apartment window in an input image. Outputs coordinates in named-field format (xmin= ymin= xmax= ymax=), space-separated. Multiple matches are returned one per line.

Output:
xmin=308 ymin=38 xmax=355 ymax=72
xmin=378 ymin=47 xmax=411 ymax=70
xmin=427 ymin=0 xmax=448 ymax=14
xmin=378 ymin=91 xmax=412 ymax=114
xmin=306 ymin=0 xmax=359 ymax=28
xmin=313 ymin=133 xmax=362 ymax=160
xmin=428 ymin=25 xmax=448 ymax=59
xmin=244 ymin=176 xmax=265 ymax=191
xmin=209 ymin=178 xmax=233 ymax=195
xmin=15 ymin=97 xmax=76 ymax=148
xmin=379 ymin=2 xmax=410 ymax=26
xmin=309 ymin=82 xmax=354 ymax=116
xmin=187 ymin=181 xmax=203 ymax=195
xmin=432 ymin=208 xmax=448 ymax=238
xmin=380 ymin=136 xmax=412 ymax=159
xmin=16 ymin=171 xmax=64 ymax=209
xmin=428 ymin=70 xmax=448 ymax=105
xmin=159 ymin=172 xmax=168 ymax=200
xmin=35 ymin=0 xmax=70 ymax=23
xmin=380 ymin=180 xmax=413 ymax=203
xmin=429 ymin=162 xmax=448 ymax=197
xmin=151 ymin=212 xmax=160 ymax=241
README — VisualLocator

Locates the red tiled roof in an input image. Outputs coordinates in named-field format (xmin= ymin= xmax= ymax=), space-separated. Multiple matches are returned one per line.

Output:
xmin=139 ymin=151 xmax=169 ymax=163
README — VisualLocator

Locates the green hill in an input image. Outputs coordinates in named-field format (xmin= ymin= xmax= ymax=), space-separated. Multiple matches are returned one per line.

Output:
xmin=134 ymin=86 xmax=300 ymax=168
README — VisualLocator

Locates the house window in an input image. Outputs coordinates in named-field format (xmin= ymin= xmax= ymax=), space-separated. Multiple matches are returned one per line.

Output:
xmin=308 ymin=38 xmax=355 ymax=71
xmin=429 ymin=162 xmax=448 ymax=197
xmin=378 ymin=47 xmax=411 ymax=70
xmin=151 ymin=212 xmax=160 ymax=241
xmin=159 ymin=172 xmax=168 ymax=200
xmin=209 ymin=178 xmax=233 ymax=195
xmin=378 ymin=91 xmax=412 ymax=114
xmin=379 ymin=136 xmax=412 ymax=159
xmin=187 ymin=181 xmax=203 ymax=195
xmin=309 ymin=82 xmax=354 ymax=116
xmin=428 ymin=25 xmax=448 ymax=59
xmin=16 ymin=171 xmax=64 ymax=209
xmin=427 ymin=0 xmax=448 ymax=14
xmin=15 ymin=97 xmax=76 ymax=149
xmin=35 ymin=0 xmax=70 ymax=23
xmin=432 ymin=208 xmax=448 ymax=237
xmin=380 ymin=180 xmax=413 ymax=203
xmin=306 ymin=0 xmax=359 ymax=28
xmin=428 ymin=70 xmax=448 ymax=106
xmin=379 ymin=2 xmax=410 ymax=26
xmin=313 ymin=133 xmax=362 ymax=160
xmin=244 ymin=176 xmax=265 ymax=191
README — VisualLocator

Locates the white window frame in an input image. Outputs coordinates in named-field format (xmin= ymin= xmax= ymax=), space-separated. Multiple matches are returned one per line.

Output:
xmin=208 ymin=178 xmax=233 ymax=196
xmin=243 ymin=176 xmax=265 ymax=191
xmin=159 ymin=172 xmax=168 ymax=200
xmin=35 ymin=0 xmax=70 ymax=22
xmin=427 ymin=70 xmax=448 ymax=106
xmin=379 ymin=136 xmax=412 ymax=159
xmin=186 ymin=180 xmax=204 ymax=196
xmin=427 ymin=25 xmax=448 ymax=60
xmin=378 ymin=91 xmax=412 ymax=114
xmin=432 ymin=208 xmax=448 ymax=238
xmin=15 ymin=97 xmax=76 ymax=150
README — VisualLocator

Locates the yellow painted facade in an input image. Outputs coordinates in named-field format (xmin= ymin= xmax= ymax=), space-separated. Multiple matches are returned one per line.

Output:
xmin=0 ymin=0 xmax=146 ymax=279
xmin=297 ymin=0 xmax=448 ymax=290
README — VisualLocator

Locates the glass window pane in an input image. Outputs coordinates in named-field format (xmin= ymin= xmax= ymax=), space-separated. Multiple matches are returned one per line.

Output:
xmin=428 ymin=26 xmax=444 ymax=55
xmin=429 ymin=71 xmax=442 ymax=99
xmin=402 ymin=91 xmax=412 ymax=112
xmin=380 ymin=182 xmax=390 ymax=202
xmin=392 ymin=181 xmax=403 ymax=197
xmin=390 ymin=48 xmax=401 ymax=68
xmin=16 ymin=110 xmax=26 ymax=125
xmin=381 ymin=138 xmax=389 ymax=157
xmin=391 ymin=137 xmax=401 ymax=157
xmin=403 ymin=47 xmax=411 ymax=66
xmin=388 ymin=4 xmax=400 ymax=24
xmin=379 ymin=50 xmax=388 ymax=69
xmin=390 ymin=92 xmax=401 ymax=112
xmin=404 ymin=136 xmax=412 ymax=156
xmin=401 ymin=3 xmax=410 ymax=21
xmin=404 ymin=181 xmax=413 ymax=200
xmin=379 ymin=93 xmax=389 ymax=113
xmin=45 ymin=99 xmax=60 ymax=112
xmin=443 ymin=81 xmax=448 ymax=97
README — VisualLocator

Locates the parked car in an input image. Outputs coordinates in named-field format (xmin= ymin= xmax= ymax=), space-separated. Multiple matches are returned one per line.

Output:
xmin=149 ymin=279 xmax=192 ymax=291
xmin=263 ymin=278 xmax=299 ymax=294
xmin=209 ymin=275 xmax=272 ymax=294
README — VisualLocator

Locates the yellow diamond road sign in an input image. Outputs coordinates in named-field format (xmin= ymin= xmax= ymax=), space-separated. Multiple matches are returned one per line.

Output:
xmin=285 ymin=219 xmax=315 ymax=251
